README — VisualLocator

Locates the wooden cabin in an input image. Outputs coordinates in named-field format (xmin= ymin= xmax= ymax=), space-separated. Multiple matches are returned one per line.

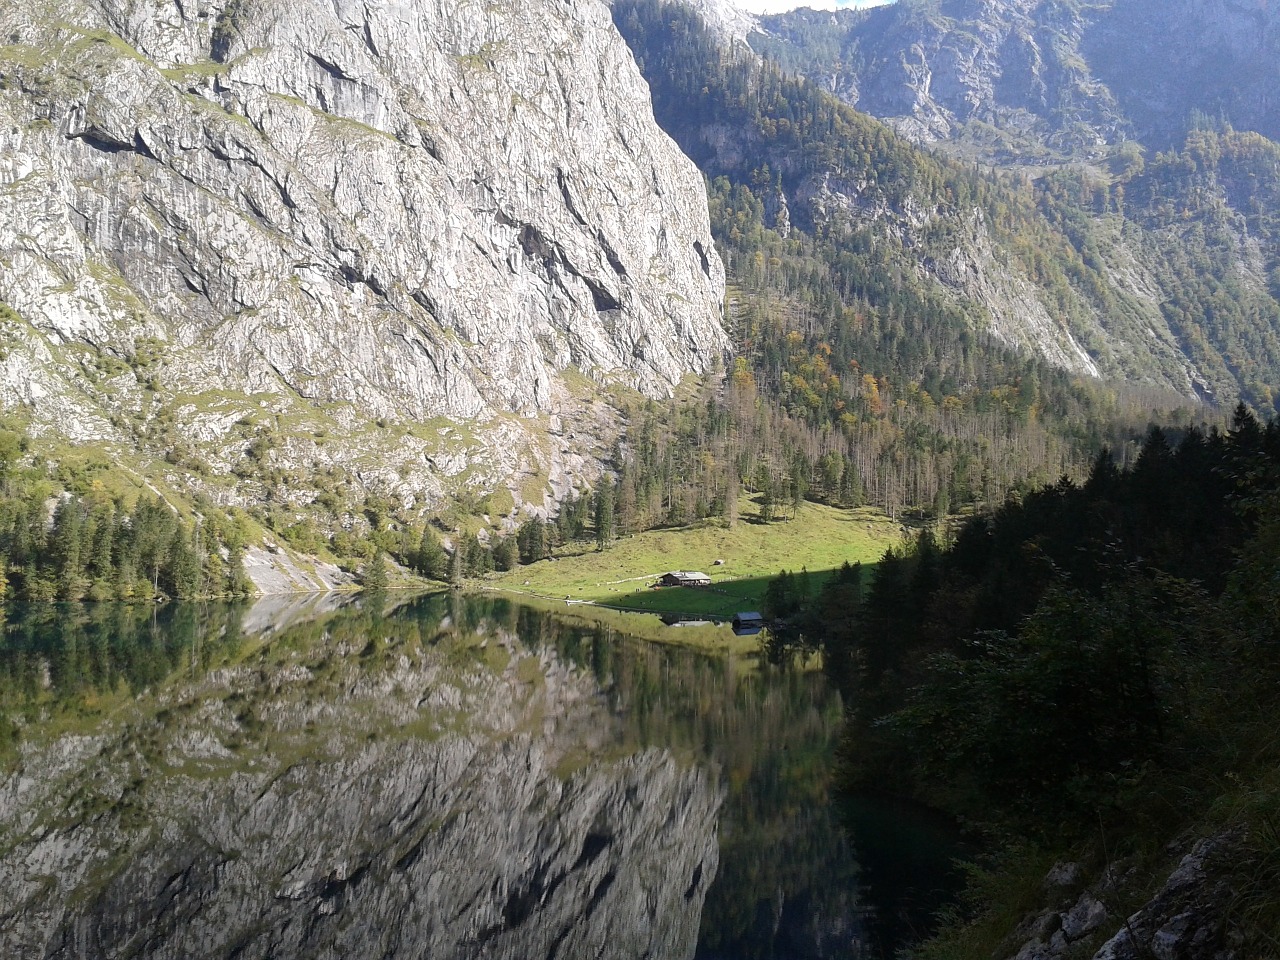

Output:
xmin=657 ymin=571 xmax=713 ymax=588
xmin=732 ymin=612 xmax=765 ymax=635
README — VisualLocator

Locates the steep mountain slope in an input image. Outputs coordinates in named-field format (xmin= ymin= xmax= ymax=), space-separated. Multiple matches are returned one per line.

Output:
xmin=0 ymin=0 xmax=725 ymax=513
xmin=614 ymin=0 xmax=1280 ymax=416
xmin=1066 ymin=130 xmax=1280 ymax=409
xmin=619 ymin=1 xmax=1096 ymax=372
xmin=755 ymin=0 xmax=1127 ymax=158
xmin=1087 ymin=0 xmax=1280 ymax=149
xmin=753 ymin=0 xmax=1280 ymax=159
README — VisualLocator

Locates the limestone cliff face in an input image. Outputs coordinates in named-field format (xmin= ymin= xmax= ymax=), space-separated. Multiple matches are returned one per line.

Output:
xmin=0 ymin=0 xmax=726 ymax=498
xmin=675 ymin=0 xmax=761 ymax=47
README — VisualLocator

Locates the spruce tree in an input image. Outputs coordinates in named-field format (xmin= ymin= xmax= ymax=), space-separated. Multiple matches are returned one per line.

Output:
xmin=594 ymin=482 xmax=615 ymax=550
xmin=416 ymin=527 xmax=448 ymax=580
xmin=51 ymin=498 xmax=86 ymax=600
xmin=166 ymin=527 xmax=201 ymax=599
xmin=89 ymin=504 xmax=115 ymax=585
xmin=225 ymin=540 xmax=253 ymax=597
xmin=492 ymin=537 xmax=516 ymax=571
xmin=448 ymin=540 xmax=464 ymax=585
xmin=363 ymin=549 xmax=389 ymax=593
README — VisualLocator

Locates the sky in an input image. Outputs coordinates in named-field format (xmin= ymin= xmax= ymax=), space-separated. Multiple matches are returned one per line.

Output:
xmin=733 ymin=0 xmax=895 ymax=13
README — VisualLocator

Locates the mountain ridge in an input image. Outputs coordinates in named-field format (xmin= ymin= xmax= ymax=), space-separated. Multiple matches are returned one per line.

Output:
xmin=752 ymin=0 xmax=1280 ymax=160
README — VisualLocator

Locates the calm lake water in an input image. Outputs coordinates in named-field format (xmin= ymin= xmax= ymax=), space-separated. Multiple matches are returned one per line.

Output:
xmin=0 ymin=594 xmax=959 ymax=959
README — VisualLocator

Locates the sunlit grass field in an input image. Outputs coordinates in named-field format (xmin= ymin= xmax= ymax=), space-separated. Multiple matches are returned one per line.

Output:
xmin=486 ymin=499 xmax=905 ymax=620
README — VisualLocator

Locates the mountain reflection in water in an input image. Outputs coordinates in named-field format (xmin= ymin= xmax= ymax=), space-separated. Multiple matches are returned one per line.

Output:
xmin=0 ymin=594 xmax=954 ymax=958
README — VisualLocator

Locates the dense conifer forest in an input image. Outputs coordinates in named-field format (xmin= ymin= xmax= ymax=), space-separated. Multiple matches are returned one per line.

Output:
xmin=766 ymin=406 xmax=1280 ymax=952
xmin=0 ymin=424 xmax=252 ymax=603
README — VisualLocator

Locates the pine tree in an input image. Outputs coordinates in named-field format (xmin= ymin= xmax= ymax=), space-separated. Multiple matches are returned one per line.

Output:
xmin=363 ymin=549 xmax=389 ymax=593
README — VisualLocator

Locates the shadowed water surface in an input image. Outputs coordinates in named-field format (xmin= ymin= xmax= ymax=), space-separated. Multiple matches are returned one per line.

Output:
xmin=0 ymin=594 xmax=957 ymax=958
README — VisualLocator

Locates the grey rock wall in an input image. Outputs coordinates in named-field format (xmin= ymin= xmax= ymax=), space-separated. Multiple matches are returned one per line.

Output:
xmin=0 ymin=0 xmax=726 ymax=488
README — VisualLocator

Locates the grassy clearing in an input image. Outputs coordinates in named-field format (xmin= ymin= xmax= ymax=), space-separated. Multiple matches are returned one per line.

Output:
xmin=486 ymin=498 xmax=905 ymax=620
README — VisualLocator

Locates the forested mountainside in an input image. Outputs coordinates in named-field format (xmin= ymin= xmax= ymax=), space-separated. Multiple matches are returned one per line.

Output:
xmin=0 ymin=0 xmax=724 ymax=522
xmin=612 ymin=0 xmax=1280 ymax=421
xmin=752 ymin=0 xmax=1280 ymax=158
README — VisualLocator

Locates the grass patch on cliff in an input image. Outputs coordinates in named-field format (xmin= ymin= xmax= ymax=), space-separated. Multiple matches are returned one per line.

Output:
xmin=160 ymin=61 xmax=230 ymax=82
xmin=487 ymin=499 xmax=904 ymax=620
xmin=61 ymin=26 xmax=151 ymax=66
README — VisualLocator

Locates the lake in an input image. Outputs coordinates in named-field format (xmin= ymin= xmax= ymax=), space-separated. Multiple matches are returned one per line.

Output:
xmin=0 ymin=594 xmax=959 ymax=958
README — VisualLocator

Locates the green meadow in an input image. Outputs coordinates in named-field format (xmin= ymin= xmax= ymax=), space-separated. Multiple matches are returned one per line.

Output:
xmin=486 ymin=500 xmax=905 ymax=621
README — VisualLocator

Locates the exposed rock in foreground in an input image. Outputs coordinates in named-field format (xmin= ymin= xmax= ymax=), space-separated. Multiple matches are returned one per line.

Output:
xmin=1004 ymin=832 xmax=1248 ymax=960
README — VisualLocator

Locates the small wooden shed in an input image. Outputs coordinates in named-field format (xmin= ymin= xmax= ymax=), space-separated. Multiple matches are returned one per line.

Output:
xmin=732 ymin=612 xmax=765 ymax=635
xmin=658 ymin=571 xmax=713 ymax=588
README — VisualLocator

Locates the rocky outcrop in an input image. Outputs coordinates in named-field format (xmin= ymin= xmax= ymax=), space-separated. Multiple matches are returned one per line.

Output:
xmin=0 ymin=0 xmax=726 ymax=504
xmin=676 ymin=0 xmax=760 ymax=47
xmin=1007 ymin=862 xmax=1115 ymax=960
xmin=1004 ymin=833 xmax=1248 ymax=960
xmin=242 ymin=541 xmax=354 ymax=593
xmin=755 ymin=0 xmax=1127 ymax=159
xmin=0 ymin=615 xmax=722 ymax=959
xmin=1086 ymin=0 xmax=1280 ymax=148
xmin=1091 ymin=833 xmax=1244 ymax=960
